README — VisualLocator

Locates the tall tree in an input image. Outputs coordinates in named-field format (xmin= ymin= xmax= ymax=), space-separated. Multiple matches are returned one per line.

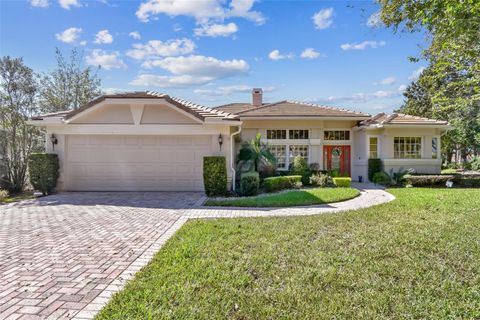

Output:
xmin=39 ymin=48 xmax=102 ymax=112
xmin=378 ymin=0 xmax=480 ymax=162
xmin=0 ymin=56 xmax=43 ymax=192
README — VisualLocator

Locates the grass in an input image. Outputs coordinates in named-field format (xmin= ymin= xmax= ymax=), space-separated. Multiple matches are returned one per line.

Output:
xmin=96 ymin=189 xmax=480 ymax=319
xmin=0 ymin=192 xmax=35 ymax=203
xmin=205 ymin=187 xmax=360 ymax=207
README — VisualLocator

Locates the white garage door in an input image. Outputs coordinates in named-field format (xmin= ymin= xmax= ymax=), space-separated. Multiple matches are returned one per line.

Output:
xmin=65 ymin=135 xmax=213 ymax=191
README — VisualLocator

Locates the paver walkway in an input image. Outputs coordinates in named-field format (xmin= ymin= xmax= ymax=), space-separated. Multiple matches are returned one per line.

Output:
xmin=0 ymin=184 xmax=394 ymax=319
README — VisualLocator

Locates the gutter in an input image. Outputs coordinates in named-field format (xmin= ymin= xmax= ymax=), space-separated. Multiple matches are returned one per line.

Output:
xmin=230 ymin=125 xmax=242 ymax=192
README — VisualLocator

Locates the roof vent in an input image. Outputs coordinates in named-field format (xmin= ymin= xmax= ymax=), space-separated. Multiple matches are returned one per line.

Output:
xmin=252 ymin=88 xmax=263 ymax=107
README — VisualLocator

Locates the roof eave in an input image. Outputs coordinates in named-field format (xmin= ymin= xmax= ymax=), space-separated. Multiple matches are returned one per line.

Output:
xmin=239 ymin=115 xmax=371 ymax=120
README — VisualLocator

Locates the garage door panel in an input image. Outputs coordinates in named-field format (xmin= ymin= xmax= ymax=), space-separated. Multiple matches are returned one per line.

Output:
xmin=66 ymin=135 xmax=211 ymax=191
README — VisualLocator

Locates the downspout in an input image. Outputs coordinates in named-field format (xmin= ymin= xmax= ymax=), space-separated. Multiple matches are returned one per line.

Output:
xmin=230 ymin=125 xmax=242 ymax=191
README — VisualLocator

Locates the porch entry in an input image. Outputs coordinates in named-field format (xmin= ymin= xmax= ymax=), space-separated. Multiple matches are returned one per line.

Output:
xmin=323 ymin=145 xmax=351 ymax=176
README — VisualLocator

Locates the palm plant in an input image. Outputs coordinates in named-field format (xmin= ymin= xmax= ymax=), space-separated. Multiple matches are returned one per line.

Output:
xmin=238 ymin=133 xmax=276 ymax=172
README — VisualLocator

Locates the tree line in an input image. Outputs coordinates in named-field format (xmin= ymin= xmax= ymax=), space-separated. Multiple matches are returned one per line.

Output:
xmin=377 ymin=0 xmax=480 ymax=163
xmin=0 ymin=49 xmax=102 ymax=193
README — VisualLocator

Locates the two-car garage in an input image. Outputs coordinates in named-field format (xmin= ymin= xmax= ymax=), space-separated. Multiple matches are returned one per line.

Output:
xmin=64 ymin=135 xmax=214 ymax=191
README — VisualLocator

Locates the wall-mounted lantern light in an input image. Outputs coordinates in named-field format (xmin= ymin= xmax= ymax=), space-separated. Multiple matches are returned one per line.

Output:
xmin=50 ymin=134 xmax=58 ymax=150
xmin=218 ymin=134 xmax=223 ymax=150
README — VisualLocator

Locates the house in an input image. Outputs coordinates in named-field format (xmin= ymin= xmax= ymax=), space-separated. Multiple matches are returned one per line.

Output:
xmin=28 ymin=89 xmax=450 ymax=192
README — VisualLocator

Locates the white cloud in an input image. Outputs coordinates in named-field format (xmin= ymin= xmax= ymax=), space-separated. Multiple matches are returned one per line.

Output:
xmin=131 ymin=55 xmax=249 ymax=88
xmin=85 ymin=49 xmax=127 ymax=70
xmin=194 ymin=22 xmax=238 ymax=37
xmin=195 ymin=85 xmax=275 ymax=96
xmin=30 ymin=0 xmax=49 ymax=8
xmin=317 ymin=89 xmax=402 ymax=104
xmin=300 ymin=48 xmax=323 ymax=59
xmin=268 ymin=49 xmax=293 ymax=61
xmin=136 ymin=0 xmax=264 ymax=24
xmin=367 ymin=12 xmax=382 ymax=27
xmin=129 ymin=31 xmax=141 ymax=40
xmin=58 ymin=0 xmax=80 ymax=10
xmin=340 ymin=40 xmax=386 ymax=51
xmin=312 ymin=8 xmax=333 ymax=30
xmin=398 ymin=84 xmax=407 ymax=92
xmin=94 ymin=30 xmax=113 ymax=44
xmin=408 ymin=66 xmax=426 ymax=80
xmin=375 ymin=76 xmax=396 ymax=85
xmin=127 ymin=39 xmax=195 ymax=60
xmin=55 ymin=27 xmax=82 ymax=43
xmin=141 ymin=55 xmax=248 ymax=77
xmin=80 ymin=40 xmax=87 ymax=46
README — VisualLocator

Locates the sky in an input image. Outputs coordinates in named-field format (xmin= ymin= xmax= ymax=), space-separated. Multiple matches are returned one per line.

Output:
xmin=0 ymin=0 xmax=428 ymax=113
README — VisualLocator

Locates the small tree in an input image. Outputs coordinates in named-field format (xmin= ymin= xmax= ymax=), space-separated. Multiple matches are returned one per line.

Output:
xmin=0 ymin=56 xmax=43 ymax=192
xmin=39 ymin=48 xmax=102 ymax=113
xmin=238 ymin=133 xmax=276 ymax=172
xmin=291 ymin=155 xmax=310 ymax=185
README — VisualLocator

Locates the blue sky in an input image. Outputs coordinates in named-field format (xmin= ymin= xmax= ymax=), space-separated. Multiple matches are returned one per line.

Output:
xmin=0 ymin=0 xmax=427 ymax=113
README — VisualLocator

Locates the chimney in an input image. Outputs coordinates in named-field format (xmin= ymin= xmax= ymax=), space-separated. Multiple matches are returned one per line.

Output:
xmin=252 ymin=88 xmax=263 ymax=107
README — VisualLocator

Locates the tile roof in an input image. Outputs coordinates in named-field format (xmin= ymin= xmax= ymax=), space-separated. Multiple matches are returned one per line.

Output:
xmin=32 ymin=91 xmax=239 ymax=122
xmin=233 ymin=100 xmax=370 ymax=118
xmin=361 ymin=113 xmax=449 ymax=126
xmin=215 ymin=103 xmax=259 ymax=114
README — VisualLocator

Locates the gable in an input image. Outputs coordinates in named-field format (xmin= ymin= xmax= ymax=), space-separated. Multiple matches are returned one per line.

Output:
xmin=141 ymin=104 xmax=198 ymax=124
xmin=70 ymin=104 xmax=134 ymax=124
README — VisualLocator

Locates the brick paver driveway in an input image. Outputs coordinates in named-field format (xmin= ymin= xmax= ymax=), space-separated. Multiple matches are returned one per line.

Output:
xmin=0 ymin=192 xmax=203 ymax=319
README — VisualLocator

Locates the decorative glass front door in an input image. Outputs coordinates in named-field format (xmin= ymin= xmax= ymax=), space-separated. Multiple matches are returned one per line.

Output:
xmin=323 ymin=145 xmax=351 ymax=176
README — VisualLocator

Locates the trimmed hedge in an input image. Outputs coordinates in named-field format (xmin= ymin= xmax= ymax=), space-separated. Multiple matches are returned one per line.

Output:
xmin=263 ymin=175 xmax=302 ymax=192
xmin=240 ymin=172 xmax=260 ymax=196
xmin=203 ymin=156 xmax=228 ymax=197
xmin=404 ymin=174 xmax=480 ymax=188
xmin=28 ymin=153 xmax=59 ymax=195
xmin=368 ymin=158 xmax=384 ymax=181
xmin=333 ymin=177 xmax=352 ymax=187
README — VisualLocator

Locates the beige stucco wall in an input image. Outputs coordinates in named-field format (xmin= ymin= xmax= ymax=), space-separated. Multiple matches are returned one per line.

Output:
xmin=141 ymin=104 xmax=198 ymax=124
xmin=70 ymin=104 xmax=134 ymax=124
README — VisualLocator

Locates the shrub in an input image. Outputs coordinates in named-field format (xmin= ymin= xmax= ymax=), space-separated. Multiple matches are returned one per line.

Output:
xmin=404 ymin=174 xmax=480 ymax=188
xmin=240 ymin=172 xmax=260 ymax=196
xmin=467 ymin=156 xmax=480 ymax=171
xmin=0 ymin=189 xmax=8 ymax=201
xmin=28 ymin=153 xmax=59 ymax=195
xmin=203 ymin=156 xmax=228 ymax=197
xmin=310 ymin=173 xmax=335 ymax=187
xmin=368 ymin=158 xmax=384 ymax=181
xmin=373 ymin=172 xmax=392 ymax=186
xmin=333 ymin=177 xmax=351 ymax=187
xmin=291 ymin=155 xmax=310 ymax=185
xmin=263 ymin=175 xmax=302 ymax=192
xmin=441 ymin=168 xmax=459 ymax=174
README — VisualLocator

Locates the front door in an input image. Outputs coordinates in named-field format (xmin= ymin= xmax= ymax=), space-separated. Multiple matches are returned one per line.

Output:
xmin=323 ymin=145 xmax=351 ymax=176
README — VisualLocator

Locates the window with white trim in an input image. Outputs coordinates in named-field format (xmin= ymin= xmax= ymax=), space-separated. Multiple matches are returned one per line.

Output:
xmin=394 ymin=137 xmax=422 ymax=159
xmin=266 ymin=129 xmax=286 ymax=140
xmin=432 ymin=137 xmax=438 ymax=159
xmin=269 ymin=145 xmax=286 ymax=169
xmin=289 ymin=129 xmax=309 ymax=139
xmin=324 ymin=130 xmax=350 ymax=140
xmin=289 ymin=145 xmax=309 ymax=164
xmin=369 ymin=137 xmax=378 ymax=158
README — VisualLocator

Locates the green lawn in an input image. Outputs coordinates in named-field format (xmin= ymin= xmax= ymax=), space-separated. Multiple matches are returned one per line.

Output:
xmin=96 ymin=189 xmax=480 ymax=319
xmin=205 ymin=187 xmax=360 ymax=207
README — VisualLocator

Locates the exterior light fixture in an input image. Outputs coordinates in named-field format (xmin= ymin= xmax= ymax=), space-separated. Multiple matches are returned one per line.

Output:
xmin=218 ymin=134 xmax=223 ymax=150
xmin=50 ymin=134 xmax=58 ymax=150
